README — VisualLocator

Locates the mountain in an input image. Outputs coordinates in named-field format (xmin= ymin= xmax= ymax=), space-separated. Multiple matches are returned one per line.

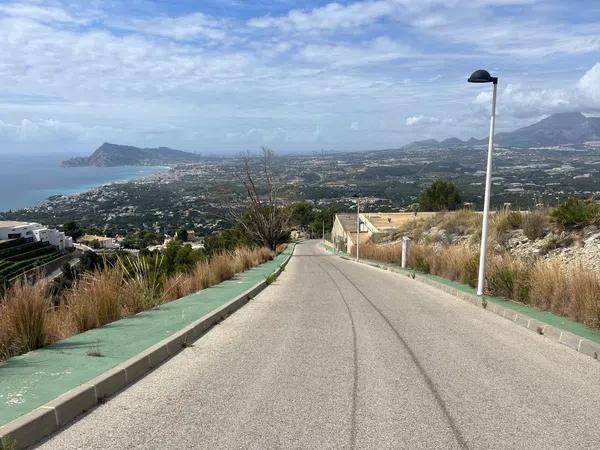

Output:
xmin=62 ymin=143 xmax=203 ymax=167
xmin=493 ymin=112 xmax=600 ymax=147
xmin=402 ymin=112 xmax=600 ymax=149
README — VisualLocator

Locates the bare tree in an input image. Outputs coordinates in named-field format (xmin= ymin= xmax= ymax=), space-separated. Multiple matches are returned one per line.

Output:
xmin=232 ymin=148 xmax=291 ymax=250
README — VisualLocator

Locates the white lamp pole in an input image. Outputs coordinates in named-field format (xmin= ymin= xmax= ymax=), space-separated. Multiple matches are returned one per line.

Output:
xmin=355 ymin=196 xmax=360 ymax=261
xmin=468 ymin=69 xmax=498 ymax=296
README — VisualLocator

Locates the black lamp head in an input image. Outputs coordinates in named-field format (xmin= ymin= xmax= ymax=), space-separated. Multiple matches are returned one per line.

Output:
xmin=468 ymin=69 xmax=498 ymax=84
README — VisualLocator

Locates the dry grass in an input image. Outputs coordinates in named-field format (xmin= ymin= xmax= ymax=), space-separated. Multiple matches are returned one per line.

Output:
xmin=0 ymin=245 xmax=277 ymax=362
xmin=364 ymin=237 xmax=600 ymax=329
xmin=360 ymin=243 xmax=401 ymax=264
xmin=490 ymin=210 xmax=523 ymax=245
xmin=522 ymin=210 xmax=548 ymax=241
xmin=159 ymin=247 xmax=274 ymax=304
xmin=486 ymin=254 xmax=531 ymax=303
xmin=64 ymin=268 xmax=123 ymax=333
xmin=530 ymin=260 xmax=569 ymax=314
xmin=394 ymin=210 xmax=481 ymax=244
xmin=567 ymin=265 xmax=600 ymax=328
xmin=0 ymin=280 xmax=51 ymax=359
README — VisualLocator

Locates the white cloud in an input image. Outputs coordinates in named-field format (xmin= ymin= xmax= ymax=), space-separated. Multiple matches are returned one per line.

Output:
xmin=0 ymin=117 xmax=126 ymax=143
xmin=112 ymin=13 xmax=229 ymax=42
xmin=248 ymin=1 xmax=396 ymax=32
xmin=406 ymin=115 xmax=439 ymax=126
xmin=472 ymin=64 xmax=600 ymax=119
xmin=298 ymin=37 xmax=417 ymax=67
xmin=0 ymin=0 xmax=598 ymax=153
xmin=578 ymin=63 xmax=600 ymax=105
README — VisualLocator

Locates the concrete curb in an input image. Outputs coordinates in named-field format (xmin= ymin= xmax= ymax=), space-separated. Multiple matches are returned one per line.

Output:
xmin=0 ymin=247 xmax=295 ymax=449
xmin=349 ymin=257 xmax=600 ymax=364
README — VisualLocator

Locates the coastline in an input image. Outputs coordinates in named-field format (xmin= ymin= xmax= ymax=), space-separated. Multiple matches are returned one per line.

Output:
xmin=0 ymin=162 xmax=170 ymax=213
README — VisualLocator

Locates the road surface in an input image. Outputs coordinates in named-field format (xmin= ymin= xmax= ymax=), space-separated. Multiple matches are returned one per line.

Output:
xmin=38 ymin=241 xmax=600 ymax=449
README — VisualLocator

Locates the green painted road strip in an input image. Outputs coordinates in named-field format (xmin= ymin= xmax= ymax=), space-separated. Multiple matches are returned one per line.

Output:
xmin=0 ymin=245 xmax=294 ymax=428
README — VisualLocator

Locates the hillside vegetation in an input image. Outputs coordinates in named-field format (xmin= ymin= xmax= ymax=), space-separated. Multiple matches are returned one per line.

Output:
xmin=0 ymin=245 xmax=279 ymax=361
xmin=362 ymin=199 xmax=600 ymax=329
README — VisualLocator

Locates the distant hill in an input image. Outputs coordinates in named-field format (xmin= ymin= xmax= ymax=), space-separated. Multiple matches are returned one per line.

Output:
xmin=62 ymin=143 xmax=202 ymax=167
xmin=403 ymin=112 xmax=600 ymax=149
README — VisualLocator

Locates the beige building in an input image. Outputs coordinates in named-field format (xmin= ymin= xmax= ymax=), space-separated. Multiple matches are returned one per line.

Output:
xmin=330 ymin=212 xmax=436 ymax=253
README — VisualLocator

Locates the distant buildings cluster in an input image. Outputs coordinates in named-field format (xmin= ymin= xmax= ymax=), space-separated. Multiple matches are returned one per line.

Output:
xmin=0 ymin=221 xmax=72 ymax=251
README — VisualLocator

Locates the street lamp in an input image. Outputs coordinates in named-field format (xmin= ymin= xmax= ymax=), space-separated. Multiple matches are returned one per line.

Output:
xmin=468 ymin=69 xmax=498 ymax=296
xmin=353 ymin=194 xmax=360 ymax=261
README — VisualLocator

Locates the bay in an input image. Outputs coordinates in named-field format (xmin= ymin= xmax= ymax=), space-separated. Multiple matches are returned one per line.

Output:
xmin=0 ymin=152 xmax=165 ymax=212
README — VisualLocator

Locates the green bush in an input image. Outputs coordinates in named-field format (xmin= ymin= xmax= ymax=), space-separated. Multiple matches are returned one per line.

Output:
xmin=418 ymin=180 xmax=462 ymax=212
xmin=486 ymin=257 xmax=531 ymax=303
xmin=551 ymin=198 xmax=599 ymax=228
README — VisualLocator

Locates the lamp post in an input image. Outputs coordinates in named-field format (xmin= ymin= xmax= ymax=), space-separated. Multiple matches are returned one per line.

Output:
xmin=468 ymin=69 xmax=498 ymax=296
xmin=353 ymin=194 xmax=360 ymax=261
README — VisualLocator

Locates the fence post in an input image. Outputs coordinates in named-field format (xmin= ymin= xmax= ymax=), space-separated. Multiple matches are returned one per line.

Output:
xmin=401 ymin=236 xmax=411 ymax=269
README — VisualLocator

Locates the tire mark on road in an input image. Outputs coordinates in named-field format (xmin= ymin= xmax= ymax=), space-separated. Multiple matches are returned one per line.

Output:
xmin=320 ymin=256 xmax=469 ymax=449
xmin=312 ymin=256 xmax=359 ymax=450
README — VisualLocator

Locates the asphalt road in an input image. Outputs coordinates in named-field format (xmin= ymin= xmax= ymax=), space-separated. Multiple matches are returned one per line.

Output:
xmin=38 ymin=241 xmax=600 ymax=449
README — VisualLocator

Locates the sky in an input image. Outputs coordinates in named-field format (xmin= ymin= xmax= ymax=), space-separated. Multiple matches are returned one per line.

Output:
xmin=0 ymin=0 xmax=599 ymax=155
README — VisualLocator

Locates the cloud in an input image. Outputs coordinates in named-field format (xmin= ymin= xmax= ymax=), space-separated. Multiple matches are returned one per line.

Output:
xmin=0 ymin=0 xmax=599 ymax=153
xmin=0 ymin=117 xmax=126 ymax=143
xmin=112 ymin=13 xmax=229 ymax=42
xmin=248 ymin=1 xmax=396 ymax=32
xmin=0 ymin=1 xmax=98 ymax=25
xmin=578 ymin=63 xmax=600 ymax=105
xmin=472 ymin=63 xmax=600 ymax=119
xmin=298 ymin=37 xmax=417 ymax=67
xmin=406 ymin=115 xmax=439 ymax=126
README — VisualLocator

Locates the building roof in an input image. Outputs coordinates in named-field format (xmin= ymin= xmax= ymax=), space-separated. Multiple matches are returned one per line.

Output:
xmin=362 ymin=212 xmax=436 ymax=231
xmin=80 ymin=234 xmax=113 ymax=242
xmin=335 ymin=214 xmax=370 ymax=245
xmin=0 ymin=221 xmax=32 ymax=228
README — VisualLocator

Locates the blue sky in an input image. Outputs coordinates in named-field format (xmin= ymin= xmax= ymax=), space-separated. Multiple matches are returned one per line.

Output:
xmin=0 ymin=0 xmax=599 ymax=155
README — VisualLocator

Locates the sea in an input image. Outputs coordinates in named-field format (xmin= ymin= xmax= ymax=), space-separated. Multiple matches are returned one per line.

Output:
xmin=0 ymin=152 xmax=165 ymax=212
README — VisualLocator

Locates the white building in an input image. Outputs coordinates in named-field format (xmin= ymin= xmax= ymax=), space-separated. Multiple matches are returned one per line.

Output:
xmin=79 ymin=234 xmax=121 ymax=250
xmin=0 ymin=221 xmax=73 ymax=251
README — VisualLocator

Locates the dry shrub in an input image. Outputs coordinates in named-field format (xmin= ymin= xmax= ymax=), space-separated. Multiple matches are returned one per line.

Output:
xmin=258 ymin=247 xmax=275 ymax=262
xmin=231 ymin=248 xmax=253 ymax=273
xmin=407 ymin=243 xmax=432 ymax=273
xmin=437 ymin=210 xmax=482 ymax=237
xmin=210 ymin=253 xmax=236 ymax=283
xmin=431 ymin=246 xmax=477 ymax=283
xmin=486 ymin=254 xmax=531 ymax=303
xmin=160 ymin=247 xmax=274 ymax=303
xmin=190 ymin=260 xmax=217 ymax=290
xmin=522 ymin=210 xmax=548 ymax=241
xmin=65 ymin=268 xmax=123 ymax=333
xmin=394 ymin=210 xmax=481 ymax=244
xmin=530 ymin=260 xmax=569 ymax=314
xmin=360 ymin=243 xmax=401 ymax=264
xmin=568 ymin=266 xmax=600 ymax=327
xmin=491 ymin=210 xmax=522 ymax=245
xmin=275 ymin=243 xmax=287 ymax=254
xmin=44 ymin=306 xmax=76 ymax=343
xmin=0 ymin=279 xmax=51 ymax=358
xmin=160 ymin=274 xmax=188 ymax=303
